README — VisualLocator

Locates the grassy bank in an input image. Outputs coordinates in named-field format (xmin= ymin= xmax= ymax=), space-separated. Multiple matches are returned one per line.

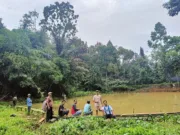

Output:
xmin=0 ymin=106 xmax=37 ymax=135
xmin=1 ymin=106 xmax=180 ymax=135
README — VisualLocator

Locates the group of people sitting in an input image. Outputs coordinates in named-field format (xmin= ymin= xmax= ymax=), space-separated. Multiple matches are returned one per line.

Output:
xmin=60 ymin=98 xmax=116 ymax=119
xmin=59 ymin=99 xmax=93 ymax=117
xmin=43 ymin=90 xmax=115 ymax=122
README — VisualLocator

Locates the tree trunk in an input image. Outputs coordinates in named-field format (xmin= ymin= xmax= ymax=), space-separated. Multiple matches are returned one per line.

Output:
xmin=55 ymin=39 xmax=63 ymax=55
xmin=105 ymin=72 xmax=107 ymax=90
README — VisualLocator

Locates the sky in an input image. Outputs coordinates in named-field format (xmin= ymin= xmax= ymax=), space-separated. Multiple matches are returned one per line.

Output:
xmin=0 ymin=0 xmax=180 ymax=53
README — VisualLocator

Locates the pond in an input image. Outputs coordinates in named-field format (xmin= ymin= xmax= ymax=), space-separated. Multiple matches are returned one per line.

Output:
xmin=33 ymin=92 xmax=180 ymax=116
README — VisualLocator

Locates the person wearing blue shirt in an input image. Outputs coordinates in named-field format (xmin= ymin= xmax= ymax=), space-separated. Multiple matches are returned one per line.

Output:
xmin=27 ymin=94 xmax=32 ymax=115
xmin=83 ymin=100 xmax=93 ymax=115
xmin=102 ymin=100 xmax=115 ymax=119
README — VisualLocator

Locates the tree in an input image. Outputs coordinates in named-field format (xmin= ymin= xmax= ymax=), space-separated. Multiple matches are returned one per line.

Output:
xmin=166 ymin=36 xmax=180 ymax=78
xmin=148 ymin=22 xmax=170 ymax=82
xmin=40 ymin=2 xmax=79 ymax=55
xmin=148 ymin=22 xmax=167 ymax=49
xmin=118 ymin=46 xmax=134 ymax=63
xmin=20 ymin=10 xmax=39 ymax=31
xmin=62 ymin=37 xmax=88 ymax=59
xmin=140 ymin=47 xmax=145 ymax=58
xmin=163 ymin=0 xmax=180 ymax=16
xmin=0 ymin=18 xmax=5 ymax=29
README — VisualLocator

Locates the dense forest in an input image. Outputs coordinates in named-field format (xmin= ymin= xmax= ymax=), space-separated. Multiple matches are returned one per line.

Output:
xmin=0 ymin=1 xmax=179 ymax=98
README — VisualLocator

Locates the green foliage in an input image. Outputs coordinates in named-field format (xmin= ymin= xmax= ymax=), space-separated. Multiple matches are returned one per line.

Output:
xmin=0 ymin=28 xmax=64 ymax=97
xmin=147 ymin=22 xmax=180 ymax=82
xmin=108 ymin=80 xmax=135 ymax=91
xmin=69 ymin=90 xmax=94 ymax=97
xmin=0 ymin=18 xmax=5 ymax=29
xmin=20 ymin=10 xmax=39 ymax=31
xmin=140 ymin=47 xmax=145 ymax=58
xmin=148 ymin=22 xmax=167 ymax=49
xmin=163 ymin=0 xmax=180 ymax=16
xmin=0 ymin=107 xmax=36 ymax=135
xmin=44 ymin=116 xmax=180 ymax=135
xmin=1 ymin=106 xmax=180 ymax=135
xmin=40 ymin=2 xmax=79 ymax=55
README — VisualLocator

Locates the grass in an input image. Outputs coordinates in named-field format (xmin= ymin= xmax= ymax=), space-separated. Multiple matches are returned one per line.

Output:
xmin=0 ymin=106 xmax=37 ymax=135
xmin=1 ymin=106 xmax=180 ymax=135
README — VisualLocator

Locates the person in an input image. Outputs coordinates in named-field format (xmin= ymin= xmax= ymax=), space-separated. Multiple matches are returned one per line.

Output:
xmin=26 ymin=94 xmax=32 ymax=115
xmin=12 ymin=96 xmax=17 ymax=107
xmin=83 ymin=100 xmax=93 ymax=115
xmin=93 ymin=90 xmax=102 ymax=115
xmin=62 ymin=93 xmax=67 ymax=101
xmin=58 ymin=100 xmax=69 ymax=117
xmin=71 ymin=100 xmax=82 ymax=116
xmin=102 ymin=100 xmax=115 ymax=119
xmin=46 ymin=92 xmax=54 ymax=122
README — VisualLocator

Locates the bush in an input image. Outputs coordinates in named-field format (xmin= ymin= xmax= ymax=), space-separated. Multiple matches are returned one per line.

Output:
xmin=111 ymin=85 xmax=135 ymax=91
xmin=44 ymin=116 xmax=180 ymax=135
xmin=69 ymin=91 xmax=94 ymax=97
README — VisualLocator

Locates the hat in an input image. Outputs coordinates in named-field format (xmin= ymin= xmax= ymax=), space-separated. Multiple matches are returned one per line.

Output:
xmin=48 ymin=92 xmax=52 ymax=95
xmin=28 ymin=94 xmax=31 ymax=96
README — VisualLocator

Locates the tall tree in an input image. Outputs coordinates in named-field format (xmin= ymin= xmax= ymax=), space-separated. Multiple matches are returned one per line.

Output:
xmin=20 ymin=10 xmax=39 ymax=31
xmin=148 ymin=22 xmax=169 ymax=81
xmin=148 ymin=22 xmax=167 ymax=49
xmin=140 ymin=47 xmax=145 ymax=58
xmin=163 ymin=0 xmax=180 ymax=16
xmin=0 ymin=18 xmax=5 ymax=29
xmin=40 ymin=2 xmax=79 ymax=55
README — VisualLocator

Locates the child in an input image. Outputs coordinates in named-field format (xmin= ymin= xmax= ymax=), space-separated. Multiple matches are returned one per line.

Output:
xmin=26 ymin=94 xmax=32 ymax=115
xmin=12 ymin=96 xmax=17 ymax=107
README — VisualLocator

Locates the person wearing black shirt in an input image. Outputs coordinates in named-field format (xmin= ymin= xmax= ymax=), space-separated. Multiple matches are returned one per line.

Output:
xmin=58 ymin=100 xmax=69 ymax=117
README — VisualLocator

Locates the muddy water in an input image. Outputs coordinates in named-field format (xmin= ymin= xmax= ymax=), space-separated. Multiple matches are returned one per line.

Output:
xmin=33 ymin=92 xmax=180 ymax=115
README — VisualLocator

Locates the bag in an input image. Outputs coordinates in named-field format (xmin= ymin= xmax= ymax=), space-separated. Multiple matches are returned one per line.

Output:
xmin=42 ymin=100 xmax=47 ymax=112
